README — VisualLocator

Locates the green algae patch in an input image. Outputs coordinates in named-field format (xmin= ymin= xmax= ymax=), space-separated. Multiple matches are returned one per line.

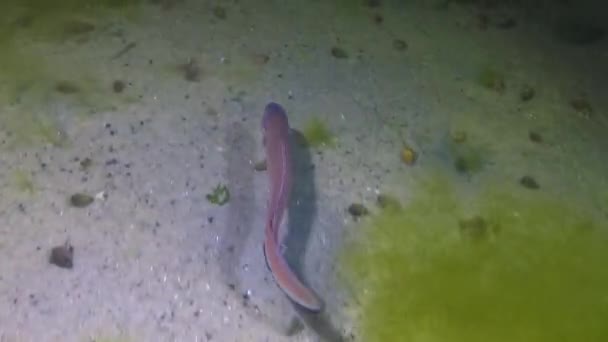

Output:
xmin=0 ymin=1 xmax=142 ymax=114
xmin=340 ymin=175 xmax=608 ymax=342
xmin=302 ymin=117 xmax=336 ymax=148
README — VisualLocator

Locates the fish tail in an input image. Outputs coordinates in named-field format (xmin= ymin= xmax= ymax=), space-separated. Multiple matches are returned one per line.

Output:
xmin=263 ymin=235 xmax=324 ymax=312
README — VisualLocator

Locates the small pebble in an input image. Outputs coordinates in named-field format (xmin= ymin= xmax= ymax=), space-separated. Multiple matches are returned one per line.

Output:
xmin=392 ymin=39 xmax=407 ymax=51
xmin=331 ymin=47 xmax=348 ymax=59
xmin=70 ymin=193 xmax=94 ymax=208
xmin=347 ymin=203 xmax=369 ymax=218
xmin=112 ymin=80 xmax=125 ymax=93
xmin=520 ymin=176 xmax=539 ymax=189
xmin=49 ymin=242 xmax=74 ymax=269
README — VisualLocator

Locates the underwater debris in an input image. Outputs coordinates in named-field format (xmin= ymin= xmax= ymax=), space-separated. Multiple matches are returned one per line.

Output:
xmin=111 ymin=42 xmax=136 ymax=60
xmin=392 ymin=39 xmax=407 ymax=51
xmin=520 ymin=175 xmax=539 ymax=189
xmin=520 ymin=85 xmax=535 ymax=102
xmin=69 ymin=193 xmax=94 ymax=208
xmin=331 ymin=47 xmax=349 ymax=59
xmin=206 ymin=184 xmax=230 ymax=205
xmin=302 ymin=117 xmax=335 ymax=148
xmin=401 ymin=146 xmax=417 ymax=165
xmin=348 ymin=203 xmax=369 ymax=218
xmin=49 ymin=241 xmax=74 ymax=269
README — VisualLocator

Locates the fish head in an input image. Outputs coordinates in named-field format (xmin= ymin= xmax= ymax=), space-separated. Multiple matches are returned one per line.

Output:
xmin=262 ymin=102 xmax=288 ymax=132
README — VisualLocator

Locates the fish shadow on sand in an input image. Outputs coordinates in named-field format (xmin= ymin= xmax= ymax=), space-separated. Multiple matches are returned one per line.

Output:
xmin=286 ymin=129 xmax=347 ymax=342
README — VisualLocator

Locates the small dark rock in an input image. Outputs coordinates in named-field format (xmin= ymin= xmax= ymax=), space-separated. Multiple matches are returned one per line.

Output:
xmin=112 ymin=80 xmax=125 ymax=93
xmin=392 ymin=39 xmax=407 ymax=51
xmin=49 ymin=241 xmax=74 ymax=269
xmin=520 ymin=85 xmax=535 ymax=102
xmin=69 ymin=193 xmax=94 ymax=208
xmin=79 ymin=157 xmax=93 ymax=171
xmin=520 ymin=176 xmax=539 ymax=189
xmin=253 ymin=160 xmax=267 ymax=171
xmin=347 ymin=203 xmax=369 ymax=218
xmin=528 ymin=131 xmax=543 ymax=143
xmin=331 ymin=47 xmax=348 ymax=59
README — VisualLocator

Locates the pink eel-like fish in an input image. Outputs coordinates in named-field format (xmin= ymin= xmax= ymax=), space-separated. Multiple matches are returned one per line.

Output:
xmin=262 ymin=102 xmax=324 ymax=312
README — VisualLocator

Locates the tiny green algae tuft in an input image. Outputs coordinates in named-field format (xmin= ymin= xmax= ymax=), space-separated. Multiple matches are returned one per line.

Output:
xmin=302 ymin=117 xmax=335 ymax=148
xmin=206 ymin=184 xmax=230 ymax=205
xmin=12 ymin=169 xmax=35 ymax=194
xmin=340 ymin=174 xmax=608 ymax=342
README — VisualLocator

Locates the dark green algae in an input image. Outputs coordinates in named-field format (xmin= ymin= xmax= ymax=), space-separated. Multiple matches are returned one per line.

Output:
xmin=340 ymin=175 xmax=608 ymax=342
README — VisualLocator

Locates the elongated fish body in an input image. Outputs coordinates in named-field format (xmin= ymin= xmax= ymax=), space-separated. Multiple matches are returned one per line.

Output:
xmin=262 ymin=102 xmax=324 ymax=312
